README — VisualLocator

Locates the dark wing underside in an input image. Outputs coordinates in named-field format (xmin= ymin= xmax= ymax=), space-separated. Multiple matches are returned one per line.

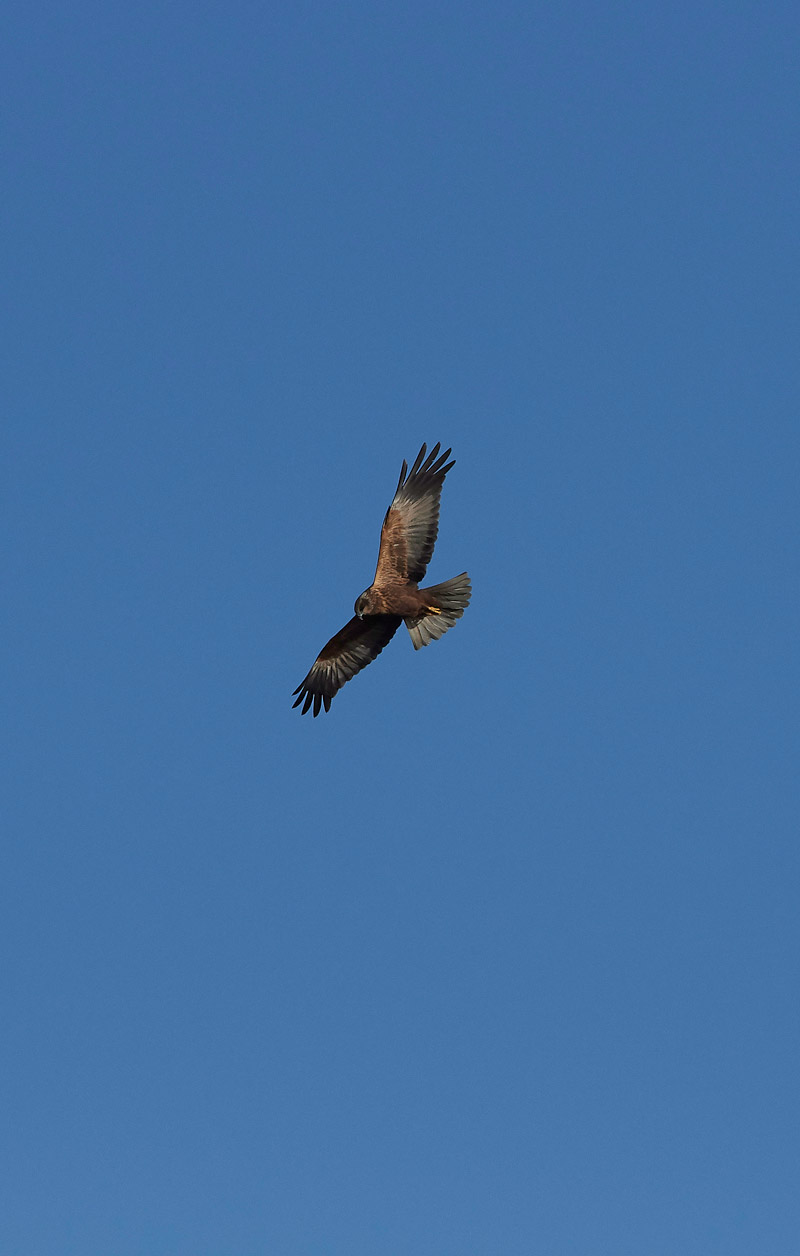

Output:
xmin=373 ymin=442 xmax=455 ymax=586
xmin=292 ymin=615 xmax=402 ymax=716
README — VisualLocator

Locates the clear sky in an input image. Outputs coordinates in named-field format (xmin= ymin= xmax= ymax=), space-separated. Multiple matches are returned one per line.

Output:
xmin=3 ymin=2 xmax=799 ymax=1253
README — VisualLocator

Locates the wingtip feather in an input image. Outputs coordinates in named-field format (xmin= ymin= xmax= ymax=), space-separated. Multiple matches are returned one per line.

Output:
xmin=409 ymin=443 xmax=428 ymax=477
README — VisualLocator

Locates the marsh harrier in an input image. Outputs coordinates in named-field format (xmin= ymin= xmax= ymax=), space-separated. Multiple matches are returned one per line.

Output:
xmin=292 ymin=442 xmax=471 ymax=715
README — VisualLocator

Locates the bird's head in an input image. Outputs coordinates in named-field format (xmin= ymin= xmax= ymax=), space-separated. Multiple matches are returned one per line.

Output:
xmin=354 ymin=592 xmax=370 ymax=619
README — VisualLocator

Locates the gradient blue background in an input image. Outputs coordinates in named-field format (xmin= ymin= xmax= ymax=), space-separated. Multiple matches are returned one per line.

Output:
xmin=3 ymin=3 xmax=799 ymax=1252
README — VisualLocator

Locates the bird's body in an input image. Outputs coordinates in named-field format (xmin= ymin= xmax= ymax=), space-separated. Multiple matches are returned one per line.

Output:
xmin=356 ymin=583 xmax=432 ymax=618
xmin=292 ymin=442 xmax=471 ymax=715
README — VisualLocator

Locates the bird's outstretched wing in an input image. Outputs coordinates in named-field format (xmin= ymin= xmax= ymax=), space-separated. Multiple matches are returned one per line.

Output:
xmin=373 ymin=442 xmax=455 ymax=586
xmin=292 ymin=615 xmax=402 ymax=716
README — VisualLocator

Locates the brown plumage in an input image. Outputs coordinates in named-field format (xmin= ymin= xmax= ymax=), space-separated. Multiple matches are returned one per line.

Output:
xmin=292 ymin=442 xmax=471 ymax=715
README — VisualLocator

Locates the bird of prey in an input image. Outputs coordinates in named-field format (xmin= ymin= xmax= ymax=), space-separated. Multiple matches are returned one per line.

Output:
xmin=292 ymin=442 xmax=471 ymax=715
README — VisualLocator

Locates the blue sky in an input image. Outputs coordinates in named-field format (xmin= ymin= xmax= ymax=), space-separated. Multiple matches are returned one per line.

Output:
xmin=3 ymin=2 xmax=799 ymax=1252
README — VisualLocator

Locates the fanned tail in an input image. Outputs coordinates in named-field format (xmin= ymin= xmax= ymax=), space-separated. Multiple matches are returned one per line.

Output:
xmin=405 ymin=572 xmax=471 ymax=650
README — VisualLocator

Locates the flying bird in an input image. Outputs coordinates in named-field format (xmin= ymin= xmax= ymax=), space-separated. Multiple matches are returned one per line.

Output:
xmin=293 ymin=442 xmax=471 ymax=715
